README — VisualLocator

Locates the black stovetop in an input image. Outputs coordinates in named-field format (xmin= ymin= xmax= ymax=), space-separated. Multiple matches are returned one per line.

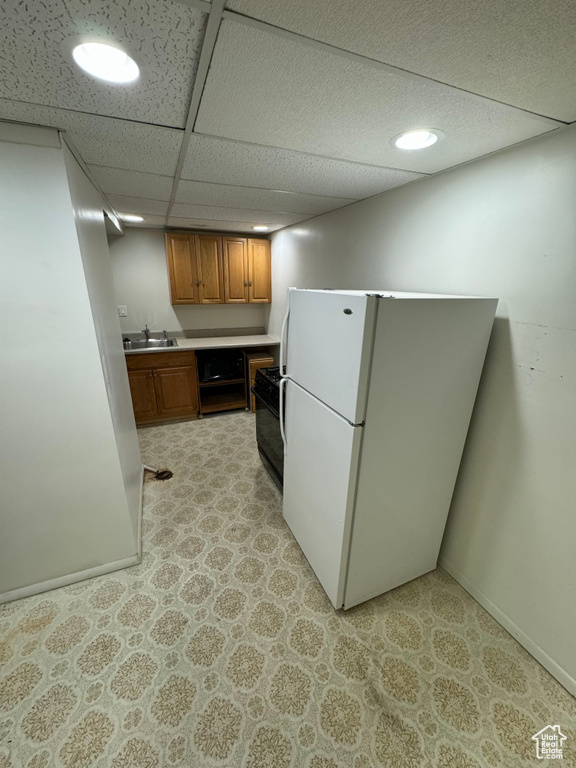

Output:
xmin=257 ymin=366 xmax=282 ymax=384
xmin=253 ymin=366 xmax=284 ymax=410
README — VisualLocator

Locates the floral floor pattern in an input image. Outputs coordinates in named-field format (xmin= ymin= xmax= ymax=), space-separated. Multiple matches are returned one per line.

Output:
xmin=0 ymin=412 xmax=575 ymax=768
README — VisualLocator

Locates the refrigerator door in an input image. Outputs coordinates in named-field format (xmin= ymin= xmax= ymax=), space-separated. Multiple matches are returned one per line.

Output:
xmin=286 ymin=290 xmax=377 ymax=424
xmin=282 ymin=379 xmax=363 ymax=609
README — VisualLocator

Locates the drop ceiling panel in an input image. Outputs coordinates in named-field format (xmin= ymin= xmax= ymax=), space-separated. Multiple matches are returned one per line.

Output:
xmin=0 ymin=101 xmax=182 ymax=175
xmin=0 ymin=0 xmax=207 ymax=127
xmin=170 ymin=203 xmax=307 ymax=228
xmin=89 ymin=167 xmax=173 ymax=201
xmin=175 ymin=179 xmax=355 ymax=214
xmin=180 ymin=134 xmax=424 ymax=198
xmin=168 ymin=218 xmax=286 ymax=233
xmin=106 ymin=195 xmax=168 ymax=216
xmin=196 ymin=20 xmax=560 ymax=174
xmin=227 ymin=1 xmax=576 ymax=122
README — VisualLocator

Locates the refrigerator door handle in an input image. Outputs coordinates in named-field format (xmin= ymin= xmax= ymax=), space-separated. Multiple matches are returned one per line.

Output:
xmin=280 ymin=289 xmax=294 ymax=377
xmin=279 ymin=377 xmax=287 ymax=454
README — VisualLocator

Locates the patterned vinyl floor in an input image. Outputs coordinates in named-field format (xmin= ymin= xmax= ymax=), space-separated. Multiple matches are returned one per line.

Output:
xmin=1 ymin=412 xmax=575 ymax=768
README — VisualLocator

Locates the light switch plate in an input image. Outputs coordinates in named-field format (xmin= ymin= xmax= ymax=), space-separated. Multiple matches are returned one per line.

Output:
xmin=117 ymin=305 xmax=128 ymax=317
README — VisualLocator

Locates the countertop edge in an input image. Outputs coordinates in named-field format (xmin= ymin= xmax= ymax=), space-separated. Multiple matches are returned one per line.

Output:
xmin=124 ymin=335 xmax=280 ymax=355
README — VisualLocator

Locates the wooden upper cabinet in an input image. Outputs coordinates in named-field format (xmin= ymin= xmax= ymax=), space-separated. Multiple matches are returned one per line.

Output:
xmin=248 ymin=238 xmax=272 ymax=303
xmin=196 ymin=235 xmax=224 ymax=304
xmin=223 ymin=237 xmax=249 ymax=303
xmin=166 ymin=233 xmax=199 ymax=304
xmin=166 ymin=231 xmax=270 ymax=305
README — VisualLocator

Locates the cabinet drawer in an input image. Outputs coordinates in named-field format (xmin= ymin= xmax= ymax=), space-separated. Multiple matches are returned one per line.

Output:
xmin=126 ymin=351 xmax=196 ymax=371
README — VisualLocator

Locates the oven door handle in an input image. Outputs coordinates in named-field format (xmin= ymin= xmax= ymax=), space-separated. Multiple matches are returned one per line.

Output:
xmin=252 ymin=386 xmax=279 ymax=418
xmin=279 ymin=377 xmax=287 ymax=455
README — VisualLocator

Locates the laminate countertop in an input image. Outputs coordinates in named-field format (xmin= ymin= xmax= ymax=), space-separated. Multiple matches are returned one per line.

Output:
xmin=124 ymin=334 xmax=279 ymax=355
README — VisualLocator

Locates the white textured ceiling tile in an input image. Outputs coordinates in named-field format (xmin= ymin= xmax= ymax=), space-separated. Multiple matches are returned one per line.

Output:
xmin=88 ymin=166 xmax=173 ymax=201
xmin=181 ymin=133 xmax=424 ymax=198
xmin=0 ymin=1 xmax=207 ymax=127
xmin=168 ymin=218 xmax=285 ymax=233
xmin=107 ymin=195 xmax=168 ymax=216
xmin=196 ymin=21 xmax=560 ymax=174
xmin=0 ymin=101 xmax=182 ymax=174
xmin=170 ymin=203 xmax=307 ymax=227
xmin=228 ymin=0 xmax=576 ymax=121
xmin=175 ymin=179 xmax=355 ymax=214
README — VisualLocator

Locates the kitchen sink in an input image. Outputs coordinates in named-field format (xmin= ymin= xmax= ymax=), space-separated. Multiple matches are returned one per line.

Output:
xmin=123 ymin=338 xmax=178 ymax=350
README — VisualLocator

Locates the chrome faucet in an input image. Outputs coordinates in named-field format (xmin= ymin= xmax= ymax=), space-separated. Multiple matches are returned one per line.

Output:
xmin=162 ymin=330 xmax=169 ymax=340
xmin=142 ymin=324 xmax=150 ymax=340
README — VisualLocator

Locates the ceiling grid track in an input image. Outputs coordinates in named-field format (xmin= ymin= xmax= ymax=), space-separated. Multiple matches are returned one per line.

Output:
xmin=165 ymin=0 xmax=228 ymax=226
xmin=2 ymin=0 xmax=570 ymax=232
xmin=59 ymin=132 xmax=124 ymax=234
xmin=191 ymin=131 xmax=429 ymax=176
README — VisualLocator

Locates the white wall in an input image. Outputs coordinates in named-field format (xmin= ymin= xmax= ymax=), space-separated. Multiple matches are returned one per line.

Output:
xmin=109 ymin=228 xmax=269 ymax=334
xmin=62 ymin=142 xmax=142 ymax=540
xmin=0 ymin=127 xmax=138 ymax=599
xmin=271 ymin=125 xmax=576 ymax=693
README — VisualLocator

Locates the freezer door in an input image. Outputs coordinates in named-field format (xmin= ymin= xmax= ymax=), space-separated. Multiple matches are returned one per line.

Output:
xmin=282 ymin=379 xmax=363 ymax=609
xmin=286 ymin=291 xmax=377 ymax=424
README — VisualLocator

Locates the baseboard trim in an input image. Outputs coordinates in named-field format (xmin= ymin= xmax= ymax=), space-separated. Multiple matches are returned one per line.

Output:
xmin=137 ymin=464 xmax=145 ymax=560
xmin=439 ymin=556 xmax=576 ymax=698
xmin=0 ymin=555 xmax=140 ymax=605
xmin=0 ymin=467 xmax=146 ymax=606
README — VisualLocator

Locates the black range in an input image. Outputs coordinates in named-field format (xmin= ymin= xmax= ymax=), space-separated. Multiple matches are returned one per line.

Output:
xmin=252 ymin=366 xmax=284 ymax=490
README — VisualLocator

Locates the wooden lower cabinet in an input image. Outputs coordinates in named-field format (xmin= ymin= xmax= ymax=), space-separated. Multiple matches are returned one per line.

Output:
xmin=154 ymin=367 xmax=198 ymax=417
xmin=128 ymin=370 xmax=157 ymax=422
xmin=244 ymin=351 xmax=275 ymax=412
xmin=126 ymin=352 xmax=198 ymax=425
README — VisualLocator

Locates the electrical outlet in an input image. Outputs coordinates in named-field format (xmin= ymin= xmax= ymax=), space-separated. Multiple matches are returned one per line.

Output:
xmin=117 ymin=305 xmax=128 ymax=317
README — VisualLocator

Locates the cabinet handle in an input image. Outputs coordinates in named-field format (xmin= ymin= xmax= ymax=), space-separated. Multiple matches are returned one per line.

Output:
xmin=249 ymin=281 xmax=253 ymax=286
xmin=244 ymin=281 xmax=249 ymax=286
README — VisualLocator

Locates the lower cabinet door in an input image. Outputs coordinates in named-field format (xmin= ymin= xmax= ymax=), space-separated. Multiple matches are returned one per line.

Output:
xmin=154 ymin=366 xmax=198 ymax=417
xmin=128 ymin=370 xmax=158 ymax=422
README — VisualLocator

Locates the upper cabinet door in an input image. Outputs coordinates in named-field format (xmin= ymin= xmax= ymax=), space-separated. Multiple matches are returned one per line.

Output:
xmin=166 ymin=233 xmax=199 ymax=304
xmin=223 ymin=237 xmax=248 ymax=304
xmin=248 ymin=239 xmax=271 ymax=303
xmin=195 ymin=235 xmax=224 ymax=304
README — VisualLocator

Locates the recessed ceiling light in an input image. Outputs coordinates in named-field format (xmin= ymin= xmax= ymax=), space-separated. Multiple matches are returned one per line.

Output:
xmin=392 ymin=129 xmax=444 ymax=150
xmin=252 ymin=226 xmax=269 ymax=232
xmin=119 ymin=213 xmax=144 ymax=223
xmin=72 ymin=43 xmax=139 ymax=83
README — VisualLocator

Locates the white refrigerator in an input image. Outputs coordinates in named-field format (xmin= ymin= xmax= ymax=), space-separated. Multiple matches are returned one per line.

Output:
xmin=279 ymin=289 xmax=497 ymax=610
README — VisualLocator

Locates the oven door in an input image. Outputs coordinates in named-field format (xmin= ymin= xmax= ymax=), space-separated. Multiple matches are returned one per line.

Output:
xmin=253 ymin=388 xmax=284 ymax=489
